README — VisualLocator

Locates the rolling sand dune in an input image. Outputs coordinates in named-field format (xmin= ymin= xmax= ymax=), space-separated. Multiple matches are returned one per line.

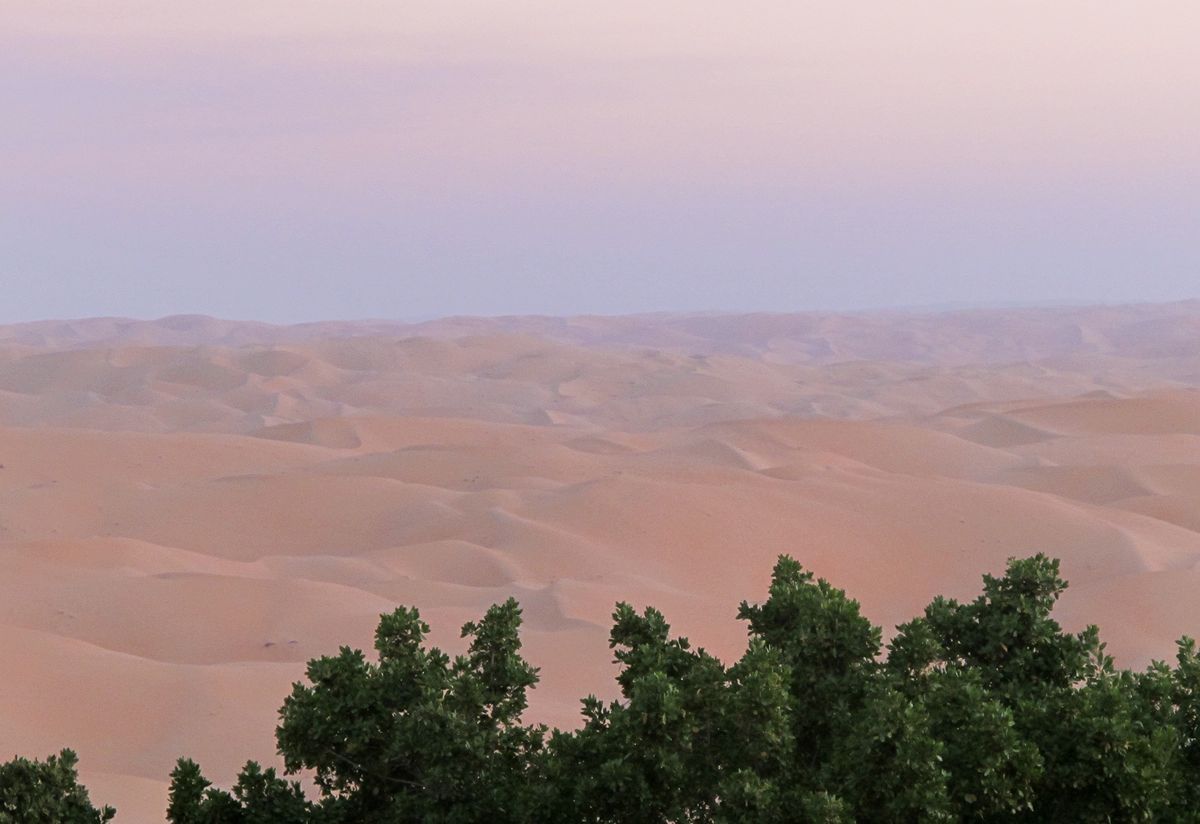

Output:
xmin=1 ymin=304 xmax=1199 ymax=819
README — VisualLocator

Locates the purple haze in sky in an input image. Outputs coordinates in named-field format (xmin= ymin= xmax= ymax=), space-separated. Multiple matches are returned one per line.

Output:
xmin=3 ymin=2 xmax=1198 ymax=322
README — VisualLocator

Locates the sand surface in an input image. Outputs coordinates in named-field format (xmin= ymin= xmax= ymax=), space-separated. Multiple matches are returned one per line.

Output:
xmin=2 ymin=302 xmax=1199 ymax=820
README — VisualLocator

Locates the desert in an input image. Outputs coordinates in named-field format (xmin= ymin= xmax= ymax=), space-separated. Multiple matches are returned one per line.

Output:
xmin=1 ymin=302 xmax=1199 ymax=818
xmin=8 ymin=1 xmax=1200 ymax=817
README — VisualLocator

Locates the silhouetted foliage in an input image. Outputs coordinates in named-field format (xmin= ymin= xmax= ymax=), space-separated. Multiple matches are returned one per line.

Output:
xmin=11 ymin=553 xmax=1200 ymax=821
xmin=165 ymin=552 xmax=1200 ymax=822
xmin=0 ymin=749 xmax=114 ymax=823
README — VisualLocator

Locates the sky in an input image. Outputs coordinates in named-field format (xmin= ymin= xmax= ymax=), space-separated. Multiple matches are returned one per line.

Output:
xmin=2 ymin=1 xmax=1198 ymax=323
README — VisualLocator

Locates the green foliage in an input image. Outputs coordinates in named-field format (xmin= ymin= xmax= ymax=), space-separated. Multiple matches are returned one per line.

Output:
xmin=0 ymin=749 xmax=113 ymax=823
xmin=165 ymin=759 xmax=208 ymax=824
xmin=914 ymin=555 xmax=1102 ymax=694
xmin=158 ymin=553 xmax=1200 ymax=821
xmin=737 ymin=555 xmax=881 ymax=773
xmin=1169 ymin=637 xmax=1200 ymax=818
xmin=13 ymin=552 xmax=1200 ymax=821
xmin=545 ymin=603 xmax=741 ymax=821
xmin=826 ymin=677 xmax=952 ymax=821
xmin=919 ymin=668 xmax=1041 ymax=818
xmin=167 ymin=759 xmax=309 ymax=824
xmin=269 ymin=597 xmax=545 ymax=822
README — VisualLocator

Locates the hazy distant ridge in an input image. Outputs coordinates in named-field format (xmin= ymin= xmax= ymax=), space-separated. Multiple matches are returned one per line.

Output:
xmin=4 ymin=300 xmax=1200 ymax=364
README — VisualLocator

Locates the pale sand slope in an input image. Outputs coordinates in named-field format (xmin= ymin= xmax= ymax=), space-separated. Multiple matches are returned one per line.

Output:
xmin=0 ymin=305 xmax=1198 ymax=819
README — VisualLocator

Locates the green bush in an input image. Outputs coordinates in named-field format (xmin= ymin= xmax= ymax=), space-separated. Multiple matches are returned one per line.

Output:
xmin=0 ymin=749 xmax=113 ymax=823
xmin=167 ymin=553 xmax=1200 ymax=822
xmin=9 ymin=554 xmax=1200 ymax=821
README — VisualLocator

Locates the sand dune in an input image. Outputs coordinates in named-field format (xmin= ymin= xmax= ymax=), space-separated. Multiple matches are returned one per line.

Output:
xmin=1 ymin=304 xmax=1199 ymax=818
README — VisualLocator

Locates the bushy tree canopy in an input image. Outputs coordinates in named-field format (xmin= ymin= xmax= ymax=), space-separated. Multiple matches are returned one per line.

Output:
xmin=0 ymin=749 xmax=114 ymax=824
xmin=8 ymin=553 xmax=1200 ymax=821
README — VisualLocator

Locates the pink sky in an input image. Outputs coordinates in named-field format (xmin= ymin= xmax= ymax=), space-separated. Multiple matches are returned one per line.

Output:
xmin=3 ymin=2 xmax=1198 ymax=320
